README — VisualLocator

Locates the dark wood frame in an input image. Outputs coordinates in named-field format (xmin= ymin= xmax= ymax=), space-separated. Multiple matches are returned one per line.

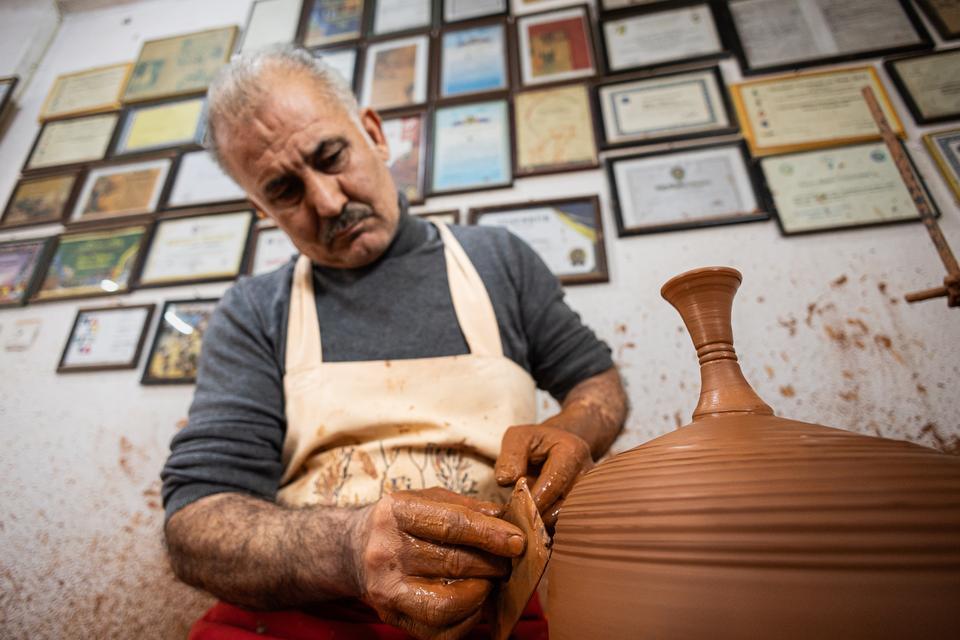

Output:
xmin=726 ymin=0 xmax=933 ymax=76
xmin=298 ymin=0 xmax=368 ymax=48
xmin=884 ymin=49 xmax=960 ymax=126
xmin=237 ymin=0 xmax=305 ymax=54
xmin=0 ymin=75 xmax=18 ymax=120
xmin=597 ymin=1 xmax=731 ymax=76
xmin=435 ymin=16 xmax=513 ymax=102
xmin=39 ymin=63 xmax=132 ymax=122
xmin=414 ymin=208 xmax=460 ymax=224
xmin=246 ymin=222 xmax=299 ymax=275
xmin=136 ymin=206 xmax=256 ymax=288
xmin=427 ymin=96 xmax=515 ymax=196
xmin=360 ymin=32 xmax=434 ymax=112
xmin=0 ymin=170 xmax=85 ymax=230
xmin=515 ymin=4 xmax=599 ymax=88
xmin=108 ymin=93 xmax=207 ymax=158
xmin=441 ymin=0 xmax=507 ymax=24
xmin=916 ymin=0 xmax=960 ymax=41
xmin=0 ymin=236 xmax=57 ymax=309
xmin=758 ymin=140 xmax=942 ymax=237
xmin=160 ymin=149 xmax=250 ymax=211
xmin=607 ymin=140 xmax=770 ymax=237
xmin=366 ymin=0 xmax=438 ymax=39
xmin=382 ymin=107 xmax=431 ymax=205
xmin=923 ymin=128 xmax=960 ymax=204
xmin=56 ymin=303 xmax=155 ymax=373
xmin=509 ymin=0 xmax=583 ymax=16
xmin=141 ymin=297 xmax=220 ymax=385
xmin=593 ymin=65 xmax=739 ymax=150
xmin=310 ymin=42 xmax=365 ymax=93
xmin=468 ymin=194 xmax=608 ymax=285
xmin=21 ymin=111 xmax=120 ymax=175
xmin=597 ymin=0 xmax=666 ymax=15
xmin=29 ymin=223 xmax=152 ymax=304
xmin=512 ymin=81 xmax=600 ymax=178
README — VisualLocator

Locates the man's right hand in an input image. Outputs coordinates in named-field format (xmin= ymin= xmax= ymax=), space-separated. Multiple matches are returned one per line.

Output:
xmin=351 ymin=487 xmax=526 ymax=640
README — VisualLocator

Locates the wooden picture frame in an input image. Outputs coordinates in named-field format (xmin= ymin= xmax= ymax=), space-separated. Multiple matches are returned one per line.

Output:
xmin=515 ymin=5 xmax=597 ymax=87
xmin=57 ymin=303 xmax=155 ymax=373
xmin=366 ymin=0 xmax=436 ymax=38
xmin=238 ymin=0 xmax=303 ymax=54
xmin=162 ymin=149 xmax=248 ymax=210
xmin=38 ymin=63 xmax=132 ymax=122
xmin=915 ymin=0 xmax=960 ymax=41
xmin=109 ymin=95 xmax=206 ymax=157
xmin=1 ymin=171 xmax=83 ymax=229
xmin=22 ymin=112 xmax=119 ymax=174
xmin=0 ymin=236 xmax=56 ymax=308
xmin=312 ymin=43 xmax=363 ymax=92
xmin=0 ymin=76 xmax=17 ymax=120
xmin=469 ymin=195 xmax=608 ymax=285
xmin=513 ymin=82 xmax=599 ymax=177
xmin=509 ymin=0 xmax=582 ymax=16
xmin=382 ymin=107 xmax=430 ymax=205
xmin=884 ymin=49 xmax=960 ymax=126
xmin=924 ymin=128 xmax=960 ymax=204
xmin=436 ymin=17 xmax=512 ymax=101
xmin=360 ymin=33 xmax=432 ymax=111
xmin=442 ymin=0 xmax=507 ymax=23
xmin=247 ymin=223 xmax=299 ymax=275
xmin=598 ymin=0 xmax=672 ymax=14
xmin=141 ymin=297 xmax=220 ymax=385
xmin=415 ymin=209 xmax=459 ymax=225
xmin=67 ymin=155 xmax=174 ymax=228
xmin=299 ymin=0 xmax=367 ymax=48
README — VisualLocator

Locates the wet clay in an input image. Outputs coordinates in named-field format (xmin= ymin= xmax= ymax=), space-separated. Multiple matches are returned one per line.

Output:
xmin=548 ymin=267 xmax=960 ymax=639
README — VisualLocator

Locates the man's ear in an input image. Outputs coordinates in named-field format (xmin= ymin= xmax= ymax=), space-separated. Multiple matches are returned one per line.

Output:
xmin=360 ymin=107 xmax=390 ymax=161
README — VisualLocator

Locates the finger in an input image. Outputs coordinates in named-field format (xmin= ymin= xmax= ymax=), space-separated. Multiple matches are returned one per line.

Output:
xmin=391 ymin=577 xmax=492 ymax=629
xmin=399 ymin=535 xmax=511 ymax=578
xmin=383 ymin=605 xmax=484 ymax=640
xmin=495 ymin=427 xmax=533 ymax=485
xmin=529 ymin=440 xmax=590 ymax=513
xmin=542 ymin=499 xmax=563 ymax=533
xmin=416 ymin=487 xmax=505 ymax=518
xmin=393 ymin=498 xmax=525 ymax=557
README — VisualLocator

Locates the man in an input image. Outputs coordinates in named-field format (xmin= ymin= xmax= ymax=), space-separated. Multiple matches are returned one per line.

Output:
xmin=161 ymin=46 xmax=628 ymax=640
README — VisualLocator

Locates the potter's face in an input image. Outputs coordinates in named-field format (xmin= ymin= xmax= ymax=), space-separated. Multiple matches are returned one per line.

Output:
xmin=218 ymin=69 xmax=399 ymax=269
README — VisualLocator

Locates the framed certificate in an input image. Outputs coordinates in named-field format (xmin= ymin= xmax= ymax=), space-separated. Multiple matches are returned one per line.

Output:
xmin=139 ymin=209 xmax=254 ymax=287
xmin=24 ymin=113 xmax=118 ymax=172
xmin=312 ymin=46 xmax=360 ymax=90
xmin=239 ymin=0 xmax=303 ymax=54
xmin=607 ymin=141 xmax=768 ymax=236
xmin=383 ymin=109 xmax=428 ymax=204
xmin=438 ymin=20 xmax=510 ymax=99
xmin=596 ymin=66 xmax=737 ymax=149
xmin=39 ymin=63 xmax=132 ymax=121
xmin=70 ymin=157 xmax=172 ymax=226
xmin=469 ymin=195 xmax=608 ymax=285
xmin=248 ymin=224 xmax=298 ymax=275
xmin=1 ymin=173 xmax=81 ymax=229
xmin=600 ymin=2 xmax=726 ymax=74
xmin=885 ymin=50 xmax=960 ymax=126
xmin=600 ymin=0 xmax=669 ymax=12
xmin=0 ymin=76 xmax=17 ymax=118
xmin=429 ymin=99 xmax=513 ymax=194
xmin=916 ymin=0 xmax=960 ymax=40
xmin=517 ymin=6 xmax=596 ymax=87
xmin=416 ymin=209 xmax=459 ymax=225
xmin=165 ymin=149 xmax=247 ymax=209
xmin=32 ymin=225 xmax=149 ymax=302
xmin=141 ymin=298 xmax=219 ymax=385
xmin=369 ymin=0 xmax=433 ymax=36
xmin=112 ymin=96 xmax=206 ymax=156
xmin=57 ymin=304 xmax=155 ymax=373
xmin=122 ymin=26 xmax=238 ymax=103
xmin=510 ymin=0 xmax=582 ymax=16
xmin=732 ymin=67 xmax=904 ymax=157
xmin=360 ymin=35 xmax=430 ymax=110
xmin=728 ymin=0 xmax=931 ymax=75
xmin=514 ymin=83 xmax=598 ymax=176
xmin=0 ymin=237 xmax=55 ymax=308
xmin=761 ymin=142 xmax=936 ymax=235
xmin=443 ymin=0 xmax=506 ymax=23
xmin=924 ymin=128 xmax=960 ymax=204
xmin=301 ymin=0 xmax=366 ymax=47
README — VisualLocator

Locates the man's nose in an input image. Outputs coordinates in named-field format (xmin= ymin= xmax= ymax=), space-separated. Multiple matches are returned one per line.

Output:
xmin=303 ymin=172 xmax=347 ymax=218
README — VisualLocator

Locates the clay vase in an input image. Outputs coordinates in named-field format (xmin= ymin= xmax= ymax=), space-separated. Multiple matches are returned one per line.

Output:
xmin=547 ymin=266 xmax=960 ymax=639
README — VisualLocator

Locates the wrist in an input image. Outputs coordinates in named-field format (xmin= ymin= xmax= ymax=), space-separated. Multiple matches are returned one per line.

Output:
xmin=345 ymin=504 xmax=373 ymax=599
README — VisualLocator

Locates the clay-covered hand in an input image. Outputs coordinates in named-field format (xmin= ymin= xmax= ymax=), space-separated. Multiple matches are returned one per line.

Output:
xmin=495 ymin=424 xmax=593 ymax=528
xmin=352 ymin=487 xmax=526 ymax=640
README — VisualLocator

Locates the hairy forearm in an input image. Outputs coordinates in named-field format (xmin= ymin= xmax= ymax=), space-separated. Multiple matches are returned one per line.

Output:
xmin=548 ymin=367 xmax=628 ymax=459
xmin=164 ymin=492 xmax=366 ymax=609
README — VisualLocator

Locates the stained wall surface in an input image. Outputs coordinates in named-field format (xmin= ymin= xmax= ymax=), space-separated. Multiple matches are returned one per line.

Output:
xmin=0 ymin=0 xmax=958 ymax=637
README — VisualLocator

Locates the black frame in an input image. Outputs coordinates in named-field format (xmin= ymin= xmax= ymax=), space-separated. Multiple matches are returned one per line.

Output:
xmin=442 ymin=0 xmax=507 ymax=24
xmin=916 ymin=0 xmax=960 ymax=41
xmin=246 ymin=222 xmax=299 ymax=275
xmin=141 ymin=297 xmax=220 ymax=385
xmin=65 ymin=153 xmax=176 ymax=229
xmin=56 ymin=303 xmax=156 ymax=373
xmin=607 ymin=139 xmax=770 ymax=237
xmin=366 ymin=0 xmax=438 ymax=38
xmin=884 ymin=49 xmax=960 ymax=126
xmin=0 ymin=75 xmax=18 ymax=120
xmin=515 ymin=4 xmax=599 ymax=88
xmin=726 ymin=0 xmax=933 ymax=76
xmin=359 ymin=32 xmax=434 ymax=112
xmin=435 ymin=16 xmax=513 ymax=101
xmin=237 ymin=0 xmax=304 ymax=54
xmin=298 ymin=0 xmax=368 ymax=48
xmin=108 ymin=93 xmax=207 ymax=158
xmin=415 ymin=208 xmax=460 ymax=224
xmin=382 ymin=107 xmax=431 ymax=204
xmin=21 ymin=111 xmax=120 ymax=175
xmin=160 ymin=148 xmax=250 ymax=211
xmin=0 ymin=236 xmax=57 ymax=308
xmin=311 ymin=42 xmax=365 ymax=93
xmin=0 ymin=170 xmax=84 ymax=229
xmin=513 ymin=81 xmax=600 ymax=177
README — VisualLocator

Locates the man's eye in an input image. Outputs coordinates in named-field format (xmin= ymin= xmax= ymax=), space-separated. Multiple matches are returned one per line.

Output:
xmin=315 ymin=147 xmax=345 ymax=171
xmin=268 ymin=179 xmax=303 ymax=205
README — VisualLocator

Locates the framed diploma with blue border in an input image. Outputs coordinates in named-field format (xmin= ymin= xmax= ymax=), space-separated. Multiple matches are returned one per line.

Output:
xmin=607 ymin=141 xmax=768 ymax=236
xmin=596 ymin=66 xmax=737 ymax=149
xmin=884 ymin=49 xmax=960 ymax=126
xmin=428 ymin=99 xmax=513 ymax=195
xmin=438 ymin=19 xmax=510 ymax=100
xmin=924 ymin=128 xmax=960 ymax=204
xmin=301 ymin=0 xmax=366 ymax=47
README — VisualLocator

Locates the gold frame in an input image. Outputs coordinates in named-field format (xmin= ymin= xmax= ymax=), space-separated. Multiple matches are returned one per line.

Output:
xmin=38 ymin=62 xmax=133 ymax=122
xmin=924 ymin=129 xmax=960 ymax=204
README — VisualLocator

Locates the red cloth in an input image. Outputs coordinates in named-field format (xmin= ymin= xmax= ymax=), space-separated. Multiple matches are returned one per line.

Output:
xmin=189 ymin=595 xmax=548 ymax=640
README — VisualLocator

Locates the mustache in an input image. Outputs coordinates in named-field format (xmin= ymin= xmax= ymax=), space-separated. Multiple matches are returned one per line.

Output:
xmin=322 ymin=202 xmax=375 ymax=246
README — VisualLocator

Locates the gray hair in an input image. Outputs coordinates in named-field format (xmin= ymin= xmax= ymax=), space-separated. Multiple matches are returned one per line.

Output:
xmin=204 ymin=44 xmax=360 ymax=173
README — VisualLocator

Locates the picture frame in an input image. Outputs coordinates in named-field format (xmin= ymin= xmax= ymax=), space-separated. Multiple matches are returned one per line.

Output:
xmin=915 ymin=0 xmax=960 ymax=41
xmin=0 ymin=76 xmax=17 ymax=119
xmin=429 ymin=99 xmax=513 ymax=195
xmin=1 ymin=172 xmax=82 ymax=229
xmin=438 ymin=18 xmax=510 ymax=100
xmin=443 ymin=0 xmax=507 ymax=23
xmin=247 ymin=223 xmax=298 ymax=275
xmin=599 ymin=2 xmax=727 ymax=75
xmin=122 ymin=26 xmax=238 ymax=103
xmin=57 ymin=303 xmax=155 ymax=373
xmin=141 ymin=297 xmax=220 ymax=385
xmin=415 ymin=209 xmax=459 ymax=225
xmin=470 ymin=195 xmax=608 ymax=284
xmin=759 ymin=141 xmax=937 ymax=236
xmin=360 ymin=34 xmax=430 ymax=111
xmin=731 ymin=66 xmax=904 ymax=157
xmin=39 ymin=63 xmax=132 ymax=121
xmin=510 ymin=0 xmax=583 ymax=16
xmin=727 ymin=0 xmax=932 ymax=76
xmin=595 ymin=66 xmax=738 ymax=149
xmin=924 ymin=128 xmax=960 ymax=204
xmin=138 ymin=208 xmax=255 ymax=287
xmin=23 ymin=112 xmax=118 ymax=173
xmin=300 ymin=0 xmax=366 ymax=48
xmin=31 ymin=224 xmax=150 ymax=302
xmin=111 ymin=96 xmax=206 ymax=157
xmin=884 ymin=49 xmax=960 ymax=126
xmin=69 ymin=156 xmax=173 ymax=227
xmin=382 ymin=109 xmax=429 ymax=204
xmin=238 ymin=0 xmax=303 ymax=54
xmin=513 ymin=82 xmax=598 ymax=177
xmin=164 ymin=149 xmax=247 ymax=209
xmin=607 ymin=140 xmax=769 ymax=236
xmin=368 ymin=0 xmax=434 ymax=37
xmin=598 ymin=0 xmax=670 ymax=13
xmin=312 ymin=45 xmax=361 ymax=91
xmin=516 ymin=5 xmax=597 ymax=87
xmin=0 ymin=237 xmax=56 ymax=308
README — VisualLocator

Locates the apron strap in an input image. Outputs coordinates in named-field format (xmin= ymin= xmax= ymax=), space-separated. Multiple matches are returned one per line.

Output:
xmin=435 ymin=222 xmax=503 ymax=358
xmin=286 ymin=254 xmax=323 ymax=371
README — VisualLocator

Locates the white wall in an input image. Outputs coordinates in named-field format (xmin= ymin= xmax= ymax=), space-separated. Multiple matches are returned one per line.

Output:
xmin=0 ymin=0 xmax=958 ymax=637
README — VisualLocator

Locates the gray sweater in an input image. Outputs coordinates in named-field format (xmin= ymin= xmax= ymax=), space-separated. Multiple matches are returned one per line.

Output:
xmin=161 ymin=208 xmax=614 ymax=520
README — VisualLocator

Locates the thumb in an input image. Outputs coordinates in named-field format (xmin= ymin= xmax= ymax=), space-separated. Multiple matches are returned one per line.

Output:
xmin=495 ymin=428 xmax=530 ymax=485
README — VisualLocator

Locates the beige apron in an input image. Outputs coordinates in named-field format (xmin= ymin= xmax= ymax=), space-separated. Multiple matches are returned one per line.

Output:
xmin=277 ymin=223 xmax=537 ymax=508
